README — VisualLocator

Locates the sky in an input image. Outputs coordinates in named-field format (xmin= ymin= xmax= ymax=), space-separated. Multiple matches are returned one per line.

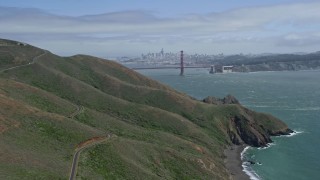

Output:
xmin=1 ymin=0 xmax=320 ymax=57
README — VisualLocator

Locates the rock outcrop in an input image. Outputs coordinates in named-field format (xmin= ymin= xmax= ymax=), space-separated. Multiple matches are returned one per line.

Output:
xmin=203 ymin=94 xmax=240 ymax=105
xmin=203 ymin=95 xmax=293 ymax=147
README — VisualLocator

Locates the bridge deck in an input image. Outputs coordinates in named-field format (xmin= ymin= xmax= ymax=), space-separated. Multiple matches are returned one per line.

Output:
xmin=132 ymin=66 xmax=209 ymax=70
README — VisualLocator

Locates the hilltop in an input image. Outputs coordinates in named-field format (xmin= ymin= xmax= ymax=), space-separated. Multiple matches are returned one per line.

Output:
xmin=0 ymin=39 xmax=292 ymax=179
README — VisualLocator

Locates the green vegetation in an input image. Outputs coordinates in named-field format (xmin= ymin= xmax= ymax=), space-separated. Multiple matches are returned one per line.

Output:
xmin=197 ymin=52 xmax=320 ymax=72
xmin=0 ymin=39 xmax=291 ymax=179
xmin=0 ymin=52 xmax=14 ymax=66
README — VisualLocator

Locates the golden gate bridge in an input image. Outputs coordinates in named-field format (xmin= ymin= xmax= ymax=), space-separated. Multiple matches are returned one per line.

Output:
xmin=132 ymin=51 xmax=213 ymax=75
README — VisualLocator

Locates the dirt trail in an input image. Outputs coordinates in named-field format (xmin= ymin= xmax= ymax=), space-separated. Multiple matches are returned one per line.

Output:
xmin=0 ymin=50 xmax=48 ymax=73
xmin=69 ymin=134 xmax=112 ymax=180
xmin=68 ymin=106 xmax=84 ymax=119
xmin=0 ymin=49 xmax=112 ymax=180
xmin=68 ymin=105 xmax=112 ymax=180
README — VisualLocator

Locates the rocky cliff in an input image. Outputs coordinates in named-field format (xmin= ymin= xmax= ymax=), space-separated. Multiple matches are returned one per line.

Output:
xmin=203 ymin=95 xmax=293 ymax=147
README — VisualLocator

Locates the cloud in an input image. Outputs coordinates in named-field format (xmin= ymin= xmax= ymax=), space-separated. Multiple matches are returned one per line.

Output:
xmin=1 ymin=2 xmax=320 ymax=56
xmin=80 ymin=11 xmax=159 ymax=23
xmin=276 ymin=32 xmax=320 ymax=47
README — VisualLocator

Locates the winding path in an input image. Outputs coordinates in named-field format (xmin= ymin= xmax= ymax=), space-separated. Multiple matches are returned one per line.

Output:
xmin=0 ymin=50 xmax=48 ymax=73
xmin=0 ymin=48 xmax=111 ymax=180
xmin=69 ymin=134 xmax=112 ymax=180
xmin=68 ymin=105 xmax=84 ymax=119
xmin=67 ymin=105 xmax=112 ymax=180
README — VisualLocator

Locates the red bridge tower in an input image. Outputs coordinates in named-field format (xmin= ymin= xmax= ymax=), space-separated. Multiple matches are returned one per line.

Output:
xmin=180 ymin=50 xmax=184 ymax=76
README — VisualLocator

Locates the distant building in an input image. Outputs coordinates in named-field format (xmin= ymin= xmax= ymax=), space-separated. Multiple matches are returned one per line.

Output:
xmin=222 ymin=66 xmax=233 ymax=73
xmin=17 ymin=42 xmax=27 ymax=46
xmin=209 ymin=65 xmax=215 ymax=74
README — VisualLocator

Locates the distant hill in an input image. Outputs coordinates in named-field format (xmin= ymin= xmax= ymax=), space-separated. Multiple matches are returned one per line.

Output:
xmin=119 ymin=50 xmax=320 ymax=72
xmin=211 ymin=52 xmax=320 ymax=72
xmin=0 ymin=38 xmax=292 ymax=179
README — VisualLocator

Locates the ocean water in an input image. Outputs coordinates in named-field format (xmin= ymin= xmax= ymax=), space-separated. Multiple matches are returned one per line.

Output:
xmin=138 ymin=68 xmax=320 ymax=180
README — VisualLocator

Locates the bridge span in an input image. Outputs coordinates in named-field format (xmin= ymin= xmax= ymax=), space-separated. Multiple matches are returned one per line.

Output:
xmin=131 ymin=50 xmax=212 ymax=75
xmin=132 ymin=66 xmax=209 ymax=70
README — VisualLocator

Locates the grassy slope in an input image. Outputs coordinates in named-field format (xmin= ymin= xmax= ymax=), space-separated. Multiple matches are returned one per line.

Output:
xmin=0 ymin=90 xmax=103 ymax=179
xmin=0 ymin=39 xmax=290 ymax=179
xmin=0 ymin=39 xmax=43 ymax=71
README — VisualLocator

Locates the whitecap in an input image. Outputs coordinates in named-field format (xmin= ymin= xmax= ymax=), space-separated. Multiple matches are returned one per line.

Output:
xmin=241 ymin=146 xmax=250 ymax=160
xmin=241 ymin=147 xmax=261 ymax=180
xmin=242 ymin=162 xmax=261 ymax=180
xmin=272 ymin=130 xmax=303 ymax=138
xmin=257 ymin=142 xmax=275 ymax=150
xmin=251 ymin=105 xmax=272 ymax=108
xmin=288 ymin=107 xmax=320 ymax=111
xmin=283 ymin=130 xmax=303 ymax=137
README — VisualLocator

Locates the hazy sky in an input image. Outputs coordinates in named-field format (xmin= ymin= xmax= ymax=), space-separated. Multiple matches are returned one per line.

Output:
xmin=1 ymin=0 xmax=319 ymax=57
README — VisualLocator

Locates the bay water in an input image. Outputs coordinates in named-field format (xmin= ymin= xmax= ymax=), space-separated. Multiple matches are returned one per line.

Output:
xmin=138 ymin=69 xmax=320 ymax=180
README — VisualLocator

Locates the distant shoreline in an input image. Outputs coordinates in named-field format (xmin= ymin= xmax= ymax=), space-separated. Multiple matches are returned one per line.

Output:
xmin=224 ymin=145 xmax=250 ymax=180
xmin=125 ymin=63 xmax=320 ymax=74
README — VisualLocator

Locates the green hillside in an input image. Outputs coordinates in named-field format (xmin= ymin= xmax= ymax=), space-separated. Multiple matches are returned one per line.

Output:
xmin=0 ymin=39 xmax=292 ymax=179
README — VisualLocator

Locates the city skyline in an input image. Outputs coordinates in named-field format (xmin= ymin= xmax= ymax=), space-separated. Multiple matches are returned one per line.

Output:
xmin=1 ymin=0 xmax=320 ymax=57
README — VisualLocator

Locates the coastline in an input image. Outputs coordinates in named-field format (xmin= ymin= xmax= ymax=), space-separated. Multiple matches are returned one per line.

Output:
xmin=224 ymin=145 xmax=250 ymax=180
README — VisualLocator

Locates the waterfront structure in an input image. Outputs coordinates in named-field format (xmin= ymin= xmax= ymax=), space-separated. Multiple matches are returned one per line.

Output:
xmin=209 ymin=65 xmax=215 ymax=74
xmin=222 ymin=66 xmax=233 ymax=73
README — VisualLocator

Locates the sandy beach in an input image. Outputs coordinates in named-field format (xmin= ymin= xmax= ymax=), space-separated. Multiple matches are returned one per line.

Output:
xmin=224 ymin=145 xmax=250 ymax=180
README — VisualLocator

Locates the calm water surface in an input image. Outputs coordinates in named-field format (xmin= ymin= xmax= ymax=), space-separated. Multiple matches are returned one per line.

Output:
xmin=138 ymin=69 xmax=320 ymax=180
